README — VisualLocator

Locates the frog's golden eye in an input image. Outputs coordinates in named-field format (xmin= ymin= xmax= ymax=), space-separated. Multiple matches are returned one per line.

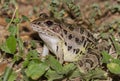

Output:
xmin=45 ymin=21 xmax=53 ymax=26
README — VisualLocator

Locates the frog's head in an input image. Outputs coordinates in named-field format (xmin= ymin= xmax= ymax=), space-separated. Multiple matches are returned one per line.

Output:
xmin=30 ymin=13 xmax=63 ymax=56
xmin=30 ymin=13 xmax=62 ymax=35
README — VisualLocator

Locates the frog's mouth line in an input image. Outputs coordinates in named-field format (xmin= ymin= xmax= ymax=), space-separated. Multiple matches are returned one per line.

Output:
xmin=30 ymin=24 xmax=64 ymax=41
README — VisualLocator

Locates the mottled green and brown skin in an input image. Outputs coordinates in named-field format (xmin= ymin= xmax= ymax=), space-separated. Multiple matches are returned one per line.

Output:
xmin=30 ymin=13 xmax=101 ymax=73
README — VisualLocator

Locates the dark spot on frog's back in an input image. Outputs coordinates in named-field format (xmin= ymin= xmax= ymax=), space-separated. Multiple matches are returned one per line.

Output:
xmin=65 ymin=42 xmax=67 ymax=45
xmin=79 ymin=36 xmax=85 ymax=43
xmin=89 ymin=32 xmax=97 ymax=42
xmin=75 ymin=37 xmax=79 ymax=43
xmin=73 ymin=49 xmax=80 ymax=54
xmin=80 ymin=27 xmax=84 ymax=34
xmin=68 ymin=34 xmax=73 ymax=39
xmin=68 ymin=46 xmax=72 ymax=51
xmin=78 ymin=60 xmax=83 ymax=67
xmin=83 ymin=40 xmax=87 ymax=47
xmin=87 ymin=32 xmax=94 ymax=39
xmin=69 ymin=26 xmax=74 ymax=31
xmin=63 ymin=30 xmax=67 ymax=34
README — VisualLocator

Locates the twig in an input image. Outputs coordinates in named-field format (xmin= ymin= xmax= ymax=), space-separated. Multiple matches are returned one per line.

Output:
xmin=6 ymin=5 xmax=18 ymax=30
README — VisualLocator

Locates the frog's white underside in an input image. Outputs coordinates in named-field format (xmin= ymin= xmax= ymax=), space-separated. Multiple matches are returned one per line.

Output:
xmin=39 ymin=33 xmax=80 ymax=62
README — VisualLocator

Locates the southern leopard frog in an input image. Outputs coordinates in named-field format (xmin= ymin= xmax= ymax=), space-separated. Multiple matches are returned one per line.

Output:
xmin=30 ymin=13 xmax=101 ymax=72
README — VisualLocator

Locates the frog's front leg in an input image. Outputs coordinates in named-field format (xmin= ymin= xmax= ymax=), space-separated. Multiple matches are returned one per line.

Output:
xmin=41 ymin=44 xmax=49 ymax=61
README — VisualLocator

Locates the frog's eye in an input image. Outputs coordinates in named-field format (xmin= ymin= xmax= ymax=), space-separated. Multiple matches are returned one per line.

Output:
xmin=45 ymin=21 xmax=53 ymax=26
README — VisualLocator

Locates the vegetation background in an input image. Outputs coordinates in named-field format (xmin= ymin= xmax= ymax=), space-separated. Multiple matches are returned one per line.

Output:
xmin=0 ymin=0 xmax=120 ymax=81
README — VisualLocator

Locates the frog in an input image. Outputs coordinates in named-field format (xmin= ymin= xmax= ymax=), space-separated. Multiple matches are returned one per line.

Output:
xmin=30 ymin=13 xmax=101 ymax=72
